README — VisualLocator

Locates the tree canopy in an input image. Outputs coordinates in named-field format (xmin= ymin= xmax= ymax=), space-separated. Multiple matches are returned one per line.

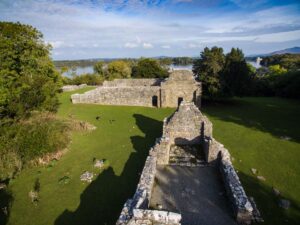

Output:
xmin=0 ymin=21 xmax=61 ymax=120
xmin=193 ymin=47 xmax=225 ymax=98
xmin=107 ymin=60 xmax=131 ymax=79
xmin=132 ymin=58 xmax=168 ymax=78
xmin=221 ymin=48 xmax=253 ymax=96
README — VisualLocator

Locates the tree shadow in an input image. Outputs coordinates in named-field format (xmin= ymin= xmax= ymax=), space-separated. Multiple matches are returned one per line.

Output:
xmin=237 ymin=172 xmax=300 ymax=225
xmin=54 ymin=114 xmax=163 ymax=225
xmin=0 ymin=187 xmax=13 ymax=225
xmin=202 ymin=98 xmax=300 ymax=143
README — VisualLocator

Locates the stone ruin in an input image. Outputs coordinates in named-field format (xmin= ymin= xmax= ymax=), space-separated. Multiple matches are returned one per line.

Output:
xmin=116 ymin=101 xmax=261 ymax=225
xmin=62 ymin=84 xmax=87 ymax=92
xmin=71 ymin=70 xmax=201 ymax=108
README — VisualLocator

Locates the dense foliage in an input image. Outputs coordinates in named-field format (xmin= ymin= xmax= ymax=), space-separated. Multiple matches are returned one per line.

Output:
xmin=107 ymin=60 xmax=131 ymax=79
xmin=0 ymin=22 xmax=69 ymax=182
xmin=260 ymin=54 xmax=300 ymax=70
xmin=132 ymin=58 xmax=169 ymax=78
xmin=193 ymin=47 xmax=300 ymax=99
xmin=193 ymin=47 xmax=225 ymax=98
xmin=221 ymin=48 xmax=253 ymax=96
xmin=0 ymin=22 xmax=61 ymax=120
xmin=0 ymin=113 xmax=70 ymax=180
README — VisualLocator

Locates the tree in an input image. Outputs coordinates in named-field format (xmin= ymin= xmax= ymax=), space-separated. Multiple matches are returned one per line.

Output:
xmin=159 ymin=58 xmax=172 ymax=67
xmin=131 ymin=58 xmax=169 ymax=78
xmin=268 ymin=64 xmax=287 ymax=77
xmin=220 ymin=48 xmax=252 ymax=96
xmin=93 ymin=61 xmax=105 ymax=75
xmin=193 ymin=47 xmax=225 ymax=98
xmin=107 ymin=60 xmax=131 ymax=80
xmin=0 ymin=22 xmax=61 ymax=119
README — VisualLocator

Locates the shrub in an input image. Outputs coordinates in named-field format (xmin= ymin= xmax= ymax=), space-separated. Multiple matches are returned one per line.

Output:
xmin=15 ymin=113 xmax=71 ymax=161
xmin=0 ymin=113 xmax=71 ymax=181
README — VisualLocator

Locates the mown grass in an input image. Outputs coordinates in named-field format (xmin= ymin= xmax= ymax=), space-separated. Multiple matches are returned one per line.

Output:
xmin=202 ymin=97 xmax=300 ymax=225
xmin=5 ymin=90 xmax=300 ymax=225
xmin=7 ymin=87 xmax=174 ymax=225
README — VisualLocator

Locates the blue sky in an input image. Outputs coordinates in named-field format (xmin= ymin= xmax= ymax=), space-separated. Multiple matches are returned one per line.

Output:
xmin=1 ymin=0 xmax=300 ymax=60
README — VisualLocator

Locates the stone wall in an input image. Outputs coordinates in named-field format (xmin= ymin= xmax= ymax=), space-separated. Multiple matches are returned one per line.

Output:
xmin=62 ymin=84 xmax=87 ymax=92
xmin=117 ymin=101 xmax=260 ymax=225
xmin=116 ymin=139 xmax=181 ymax=225
xmin=71 ymin=70 xmax=202 ymax=108
xmin=72 ymin=86 xmax=161 ymax=107
xmin=103 ymin=79 xmax=162 ymax=87
xmin=210 ymin=139 xmax=254 ymax=224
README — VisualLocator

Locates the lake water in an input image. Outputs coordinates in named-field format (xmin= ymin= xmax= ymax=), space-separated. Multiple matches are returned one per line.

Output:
xmin=62 ymin=61 xmax=259 ymax=76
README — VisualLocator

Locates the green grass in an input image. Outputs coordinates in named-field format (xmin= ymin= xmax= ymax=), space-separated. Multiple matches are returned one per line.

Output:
xmin=5 ymin=91 xmax=300 ymax=225
xmin=202 ymin=97 xmax=300 ymax=225
xmin=7 ymin=87 xmax=174 ymax=225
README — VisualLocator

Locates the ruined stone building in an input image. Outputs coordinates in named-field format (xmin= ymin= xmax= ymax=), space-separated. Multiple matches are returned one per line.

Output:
xmin=71 ymin=70 xmax=202 ymax=108
xmin=116 ymin=101 xmax=261 ymax=225
xmin=70 ymin=69 xmax=261 ymax=225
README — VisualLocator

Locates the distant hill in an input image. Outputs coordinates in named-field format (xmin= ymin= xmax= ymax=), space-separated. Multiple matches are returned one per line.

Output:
xmin=270 ymin=47 xmax=300 ymax=55
xmin=246 ymin=47 xmax=300 ymax=59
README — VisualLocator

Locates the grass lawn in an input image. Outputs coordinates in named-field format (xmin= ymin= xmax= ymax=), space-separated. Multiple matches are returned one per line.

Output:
xmin=202 ymin=97 xmax=300 ymax=225
xmin=7 ymin=87 xmax=174 ymax=225
xmin=5 ymin=90 xmax=300 ymax=225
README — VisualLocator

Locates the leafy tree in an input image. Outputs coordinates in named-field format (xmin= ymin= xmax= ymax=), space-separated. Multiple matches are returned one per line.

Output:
xmin=221 ymin=48 xmax=253 ymax=96
xmin=132 ymin=58 xmax=168 ymax=78
xmin=260 ymin=54 xmax=300 ymax=71
xmin=268 ymin=64 xmax=287 ymax=76
xmin=0 ymin=22 xmax=61 ymax=119
xmin=159 ymin=58 xmax=172 ymax=67
xmin=93 ymin=61 xmax=105 ymax=75
xmin=107 ymin=60 xmax=131 ymax=79
xmin=193 ymin=47 xmax=225 ymax=98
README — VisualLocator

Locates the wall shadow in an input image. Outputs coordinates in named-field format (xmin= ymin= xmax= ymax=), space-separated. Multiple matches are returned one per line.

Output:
xmin=237 ymin=172 xmax=300 ymax=225
xmin=54 ymin=114 xmax=164 ymax=225
xmin=202 ymin=98 xmax=300 ymax=143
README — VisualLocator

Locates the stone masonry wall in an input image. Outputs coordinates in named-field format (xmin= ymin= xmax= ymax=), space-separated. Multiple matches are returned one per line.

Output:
xmin=116 ymin=100 xmax=260 ymax=225
xmin=116 ymin=139 xmax=181 ymax=225
xmin=72 ymin=86 xmax=161 ymax=107
xmin=62 ymin=84 xmax=87 ymax=92
xmin=209 ymin=139 xmax=254 ymax=224
xmin=103 ymin=79 xmax=162 ymax=87
xmin=71 ymin=70 xmax=202 ymax=108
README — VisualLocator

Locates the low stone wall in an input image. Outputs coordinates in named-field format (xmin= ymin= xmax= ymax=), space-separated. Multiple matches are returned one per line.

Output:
xmin=117 ymin=101 xmax=260 ymax=225
xmin=212 ymin=139 xmax=254 ymax=224
xmin=130 ymin=209 xmax=181 ymax=225
xmin=116 ymin=140 xmax=181 ymax=225
xmin=62 ymin=84 xmax=87 ymax=92
xmin=103 ymin=79 xmax=162 ymax=87
xmin=71 ymin=86 xmax=160 ymax=107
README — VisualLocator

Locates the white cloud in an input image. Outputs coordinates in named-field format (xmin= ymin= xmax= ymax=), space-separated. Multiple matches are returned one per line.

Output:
xmin=0 ymin=0 xmax=299 ymax=59
xmin=125 ymin=42 xmax=139 ymax=48
xmin=143 ymin=43 xmax=154 ymax=49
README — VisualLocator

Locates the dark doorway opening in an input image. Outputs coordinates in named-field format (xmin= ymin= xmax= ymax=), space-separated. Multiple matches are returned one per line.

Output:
xmin=178 ymin=97 xmax=183 ymax=106
xmin=193 ymin=91 xmax=197 ymax=102
xmin=152 ymin=96 xmax=158 ymax=107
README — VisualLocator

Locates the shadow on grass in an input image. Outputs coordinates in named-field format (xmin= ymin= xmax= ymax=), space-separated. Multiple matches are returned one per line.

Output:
xmin=202 ymin=97 xmax=300 ymax=143
xmin=54 ymin=114 xmax=163 ymax=225
xmin=237 ymin=172 xmax=300 ymax=225
xmin=0 ymin=188 xmax=13 ymax=225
